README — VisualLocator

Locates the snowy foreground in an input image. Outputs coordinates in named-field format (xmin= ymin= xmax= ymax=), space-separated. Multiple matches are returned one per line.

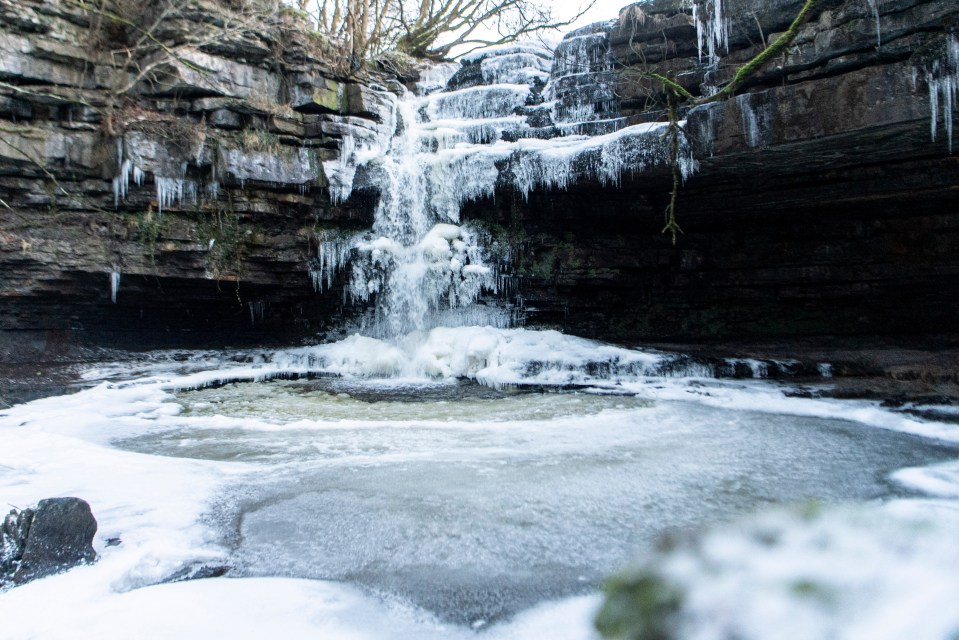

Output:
xmin=1 ymin=327 xmax=958 ymax=639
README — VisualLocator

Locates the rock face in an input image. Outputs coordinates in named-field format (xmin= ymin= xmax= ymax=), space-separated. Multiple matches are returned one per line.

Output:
xmin=1 ymin=497 xmax=97 ymax=586
xmin=0 ymin=0 xmax=392 ymax=356
xmin=0 ymin=0 xmax=957 ymax=350
xmin=461 ymin=0 xmax=959 ymax=343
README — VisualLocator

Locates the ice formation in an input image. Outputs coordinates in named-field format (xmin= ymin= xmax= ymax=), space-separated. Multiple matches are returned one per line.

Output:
xmin=310 ymin=231 xmax=356 ymax=293
xmin=414 ymin=61 xmax=460 ymax=95
xmin=920 ymin=31 xmax=959 ymax=152
xmin=247 ymin=300 xmax=266 ymax=325
xmin=547 ymin=22 xmax=620 ymax=126
xmin=319 ymin=41 xmax=694 ymax=336
xmin=867 ymin=0 xmax=883 ymax=46
xmin=155 ymin=176 xmax=198 ymax=214
xmin=321 ymin=90 xmax=399 ymax=203
xmin=737 ymin=93 xmax=773 ymax=148
xmin=691 ymin=0 xmax=729 ymax=65
xmin=109 ymin=268 xmax=121 ymax=304
xmin=111 ymin=139 xmax=202 ymax=213
xmin=111 ymin=139 xmax=145 ymax=208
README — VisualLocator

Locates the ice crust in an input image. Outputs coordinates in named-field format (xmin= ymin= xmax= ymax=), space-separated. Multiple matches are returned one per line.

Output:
xmin=2 ymin=326 xmax=959 ymax=638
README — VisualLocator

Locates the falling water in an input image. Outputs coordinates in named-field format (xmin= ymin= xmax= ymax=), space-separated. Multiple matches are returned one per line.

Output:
xmin=320 ymin=38 xmax=694 ymax=337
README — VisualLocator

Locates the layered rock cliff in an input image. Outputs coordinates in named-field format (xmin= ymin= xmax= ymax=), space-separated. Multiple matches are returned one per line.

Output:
xmin=0 ymin=0 xmax=394 ymax=352
xmin=1 ymin=0 xmax=957 ymax=356
xmin=460 ymin=0 xmax=959 ymax=343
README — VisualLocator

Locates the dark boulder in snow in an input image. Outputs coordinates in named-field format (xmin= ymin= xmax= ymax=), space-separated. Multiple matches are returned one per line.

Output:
xmin=1 ymin=497 xmax=97 ymax=587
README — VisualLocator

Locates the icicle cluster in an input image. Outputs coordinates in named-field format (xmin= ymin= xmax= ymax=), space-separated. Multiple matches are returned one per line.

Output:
xmin=155 ymin=177 xmax=198 ymax=214
xmin=111 ymin=138 xmax=211 ymax=212
xmin=112 ymin=139 xmax=144 ymax=208
xmin=248 ymin=300 xmax=266 ymax=325
xmin=690 ymin=0 xmax=729 ymax=65
xmin=547 ymin=22 xmax=620 ymax=126
xmin=310 ymin=231 xmax=356 ymax=293
xmin=915 ymin=31 xmax=959 ymax=152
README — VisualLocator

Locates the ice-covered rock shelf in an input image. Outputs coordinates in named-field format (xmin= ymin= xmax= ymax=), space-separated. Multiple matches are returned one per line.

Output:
xmin=0 ymin=0 xmax=958 ymax=354
xmin=314 ymin=37 xmax=693 ymax=336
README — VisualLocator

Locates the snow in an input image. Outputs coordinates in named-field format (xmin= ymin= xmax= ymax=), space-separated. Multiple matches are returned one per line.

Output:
xmin=613 ymin=500 xmax=959 ymax=640
xmin=3 ymin=328 xmax=959 ymax=638
xmin=892 ymin=460 xmax=959 ymax=497
xmin=0 ymin=574 xmax=600 ymax=640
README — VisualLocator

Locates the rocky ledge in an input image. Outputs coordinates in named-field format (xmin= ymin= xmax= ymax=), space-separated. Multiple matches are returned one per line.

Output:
xmin=1 ymin=0 xmax=958 ymax=357
xmin=461 ymin=0 xmax=959 ymax=344
xmin=0 ymin=0 xmax=398 ymax=357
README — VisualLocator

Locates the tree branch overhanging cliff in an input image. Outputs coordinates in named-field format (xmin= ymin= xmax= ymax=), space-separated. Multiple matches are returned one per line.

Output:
xmin=301 ymin=0 xmax=596 ymax=62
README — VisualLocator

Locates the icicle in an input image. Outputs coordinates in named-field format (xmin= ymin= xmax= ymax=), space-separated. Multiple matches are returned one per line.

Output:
xmin=109 ymin=268 xmax=121 ymax=304
xmin=691 ymin=0 xmax=728 ymax=65
xmin=323 ymin=134 xmax=358 ymax=204
xmin=867 ymin=0 xmax=882 ymax=47
xmin=111 ymin=135 xmax=146 ymax=209
xmin=310 ymin=231 xmax=356 ymax=293
xmin=155 ymin=177 xmax=198 ymax=214
xmin=113 ymin=158 xmax=140 ymax=208
xmin=248 ymin=301 xmax=266 ymax=325
xmin=920 ymin=32 xmax=959 ymax=152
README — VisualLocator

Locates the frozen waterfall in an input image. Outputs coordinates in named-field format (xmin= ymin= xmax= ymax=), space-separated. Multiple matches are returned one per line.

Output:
xmin=319 ymin=34 xmax=695 ymax=337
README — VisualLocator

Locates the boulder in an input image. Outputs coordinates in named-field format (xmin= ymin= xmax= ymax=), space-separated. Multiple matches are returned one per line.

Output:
xmin=1 ymin=497 xmax=97 ymax=586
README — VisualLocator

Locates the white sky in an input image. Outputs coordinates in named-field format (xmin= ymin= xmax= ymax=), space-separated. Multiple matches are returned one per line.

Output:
xmin=440 ymin=0 xmax=629 ymax=56
xmin=554 ymin=0 xmax=631 ymax=30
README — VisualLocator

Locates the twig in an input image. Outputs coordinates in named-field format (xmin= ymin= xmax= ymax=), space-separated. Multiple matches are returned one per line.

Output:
xmin=705 ymin=0 xmax=820 ymax=103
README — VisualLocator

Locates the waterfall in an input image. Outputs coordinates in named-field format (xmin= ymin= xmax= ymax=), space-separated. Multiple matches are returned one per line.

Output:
xmin=324 ymin=37 xmax=696 ymax=337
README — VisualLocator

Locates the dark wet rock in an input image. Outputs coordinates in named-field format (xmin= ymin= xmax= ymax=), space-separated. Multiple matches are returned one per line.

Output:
xmin=461 ymin=0 xmax=959 ymax=344
xmin=1 ymin=498 xmax=97 ymax=587
xmin=161 ymin=563 xmax=230 ymax=584
xmin=0 ymin=0 xmax=386 ymax=347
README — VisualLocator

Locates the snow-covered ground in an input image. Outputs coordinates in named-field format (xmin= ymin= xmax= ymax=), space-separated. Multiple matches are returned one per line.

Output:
xmin=2 ymin=327 xmax=958 ymax=639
